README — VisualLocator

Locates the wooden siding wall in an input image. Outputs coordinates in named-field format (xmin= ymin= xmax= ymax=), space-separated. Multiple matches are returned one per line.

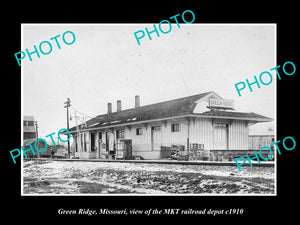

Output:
xmin=125 ymin=125 xmax=151 ymax=153
xmin=249 ymin=135 xmax=274 ymax=150
xmin=161 ymin=119 xmax=188 ymax=147
xmin=74 ymin=117 xmax=250 ymax=159
xmin=190 ymin=118 xmax=249 ymax=150
xmin=228 ymin=120 xmax=249 ymax=150
xmin=189 ymin=118 xmax=213 ymax=150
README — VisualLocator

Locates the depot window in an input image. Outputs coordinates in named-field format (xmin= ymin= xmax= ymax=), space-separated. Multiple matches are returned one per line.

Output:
xmin=116 ymin=129 xmax=125 ymax=139
xmin=171 ymin=123 xmax=180 ymax=132
xmin=136 ymin=128 xmax=142 ymax=135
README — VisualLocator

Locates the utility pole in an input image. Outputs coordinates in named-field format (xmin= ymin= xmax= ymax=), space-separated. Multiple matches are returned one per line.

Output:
xmin=35 ymin=121 xmax=39 ymax=158
xmin=35 ymin=121 xmax=38 ymax=139
xmin=64 ymin=98 xmax=71 ymax=158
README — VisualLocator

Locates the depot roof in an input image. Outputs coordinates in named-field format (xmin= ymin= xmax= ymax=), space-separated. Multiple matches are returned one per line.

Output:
xmin=69 ymin=91 xmax=272 ymax=133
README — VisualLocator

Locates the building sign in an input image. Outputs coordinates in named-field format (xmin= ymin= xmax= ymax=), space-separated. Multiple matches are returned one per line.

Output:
xmin=209 ymin=99 xmax=234 ymax=109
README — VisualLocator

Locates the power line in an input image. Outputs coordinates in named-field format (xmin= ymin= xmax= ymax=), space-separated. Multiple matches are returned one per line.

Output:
xmin=64 ymin=98 xmax=71 ymax=158
xmin=180 ymin=72 xmax=190 ymax=96
xmin=70 ymin=106 xmax=94 ymax=119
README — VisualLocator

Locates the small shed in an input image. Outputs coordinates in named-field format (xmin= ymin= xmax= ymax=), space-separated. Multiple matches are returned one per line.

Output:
xmin=248 ymin=135 xmax=275 ymax=151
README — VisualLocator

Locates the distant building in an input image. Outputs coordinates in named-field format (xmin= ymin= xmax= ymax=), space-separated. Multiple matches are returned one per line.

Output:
xmin=22 ymin=115 xmax=67 ymax=158
xmin=23 ymin=115 xmax=36 ymax=140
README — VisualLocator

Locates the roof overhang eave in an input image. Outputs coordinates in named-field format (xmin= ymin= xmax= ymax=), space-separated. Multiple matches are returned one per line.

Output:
xmin=69 ymin=114 xmax=192 ymax=133
xmin=69 ymin=113 xmax=273 ymax=134
xmin=190 ymin=113 xmax=273 ymax=123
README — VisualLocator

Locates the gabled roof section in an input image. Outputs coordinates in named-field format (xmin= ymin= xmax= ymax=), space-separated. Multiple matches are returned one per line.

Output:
xmin=69 ymin=91 xmax=273 ymax=132
xmin=199 ymin=110 xmax=273 ymax=122
xmin=69 ymin=92 xmax=213 ymax=132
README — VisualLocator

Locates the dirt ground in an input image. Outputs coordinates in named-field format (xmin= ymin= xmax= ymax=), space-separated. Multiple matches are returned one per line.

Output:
xmin=22 ymin=159 xmax=275 ymax=195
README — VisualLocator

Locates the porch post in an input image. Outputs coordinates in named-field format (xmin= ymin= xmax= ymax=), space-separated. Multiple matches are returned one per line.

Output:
xmin=186 ymin=117 xmax=190 ymax=151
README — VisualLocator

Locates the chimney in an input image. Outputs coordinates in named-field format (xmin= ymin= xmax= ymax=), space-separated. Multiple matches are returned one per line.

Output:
xmin=117 ymin=100 xmax=122 ymax=112
xmin=107 ymin=102 xmax=112 ymax=114
xmin=135 ymin=95 xmax=140 ymax=108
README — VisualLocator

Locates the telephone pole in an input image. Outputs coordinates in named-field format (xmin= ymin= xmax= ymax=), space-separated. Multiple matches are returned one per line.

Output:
xmin=64 ymin=98 xmax=71 ymax=158
xmin=35 ymin=121 xmax=39 ymax=158
xmin=35 ymin=121 xmax=38 ymax=139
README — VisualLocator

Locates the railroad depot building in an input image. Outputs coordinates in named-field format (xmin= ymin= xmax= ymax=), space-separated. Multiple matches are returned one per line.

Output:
xmin=69 ymin=91 xmax=272 ymax=161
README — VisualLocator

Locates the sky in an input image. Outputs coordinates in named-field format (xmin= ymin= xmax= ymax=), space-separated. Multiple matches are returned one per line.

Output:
xmin=22 ymin=24 xmax=276 ymax=138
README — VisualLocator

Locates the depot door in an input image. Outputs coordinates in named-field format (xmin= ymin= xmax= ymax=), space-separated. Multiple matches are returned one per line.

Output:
xmin=105 ymin=132 xmax=114 ymax=152
xmin=151 ymin=126 xmax=161 ymax=151
xmin=213 ymin=123 xmax=228 ymax=150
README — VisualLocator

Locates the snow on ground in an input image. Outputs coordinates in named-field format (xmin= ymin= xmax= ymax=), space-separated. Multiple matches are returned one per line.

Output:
xmin=22 ymin=160 xmax=275 ymax=195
